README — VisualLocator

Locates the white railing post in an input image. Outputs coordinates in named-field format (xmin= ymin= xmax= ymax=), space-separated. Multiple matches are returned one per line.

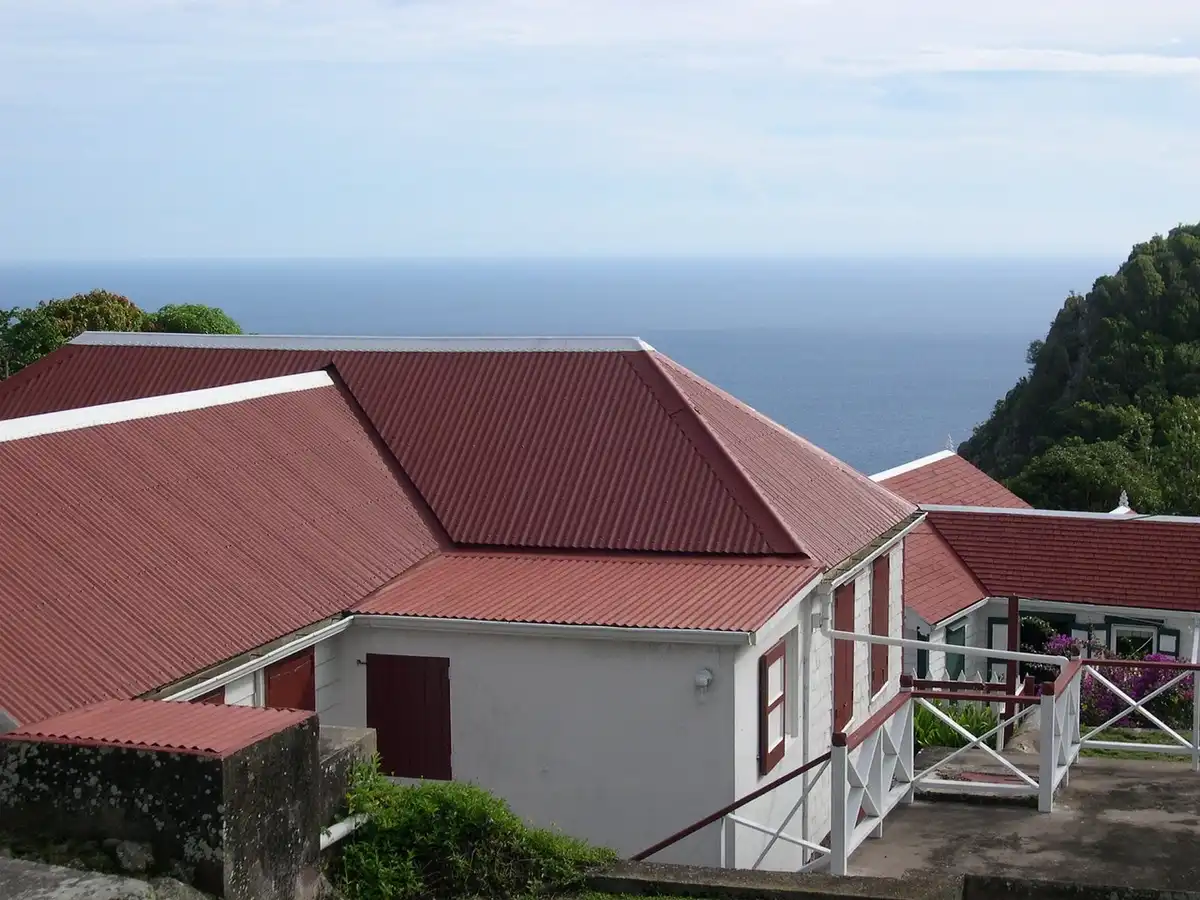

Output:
xmin=830 ymin=740 xmax=849 ymax=876
xmin=900 ymin=688 xmax=915 ymax=803
xmin=1039 ymin=686 xmax=1057 ymax=813
xmin=1193 ymin=670 xmax=1200 ymax=774
xmin=718 ymin=816 xmax=727 ymax=868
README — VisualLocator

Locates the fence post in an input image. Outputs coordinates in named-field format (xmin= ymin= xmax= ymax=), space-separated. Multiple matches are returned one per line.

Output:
xmin=1192 ymin=670 xmax=1200 ymax=774
xmin=900 ymin=677 xmax=915 ymax=803
xmin=830 ymin=736 xmax=849 ymax=876
xmin=1038 ymin=684 xmax=1057 ymax=813
xmin=718 ymin=816 xmax=727 ymax=868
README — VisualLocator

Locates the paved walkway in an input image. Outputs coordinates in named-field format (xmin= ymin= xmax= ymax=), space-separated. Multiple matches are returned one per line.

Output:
xmin=851 ymin=755 xmax=1200 ymax=890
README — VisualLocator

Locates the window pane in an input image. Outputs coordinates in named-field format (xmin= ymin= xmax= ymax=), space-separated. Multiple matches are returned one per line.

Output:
xmin=767 ymin=658 xmax=784 ymax=701
xmin=947 ymin=652 xmax=966 ymax=679
xmin=990 ymin=622 xmax=1008 ymax=650
xmin=767 ymin=705 xmax=784 ymax=744
xmin=1114 ymin=627 xmax=1155 ymax=657
xmin=1160 ymin=633 xmax=1178 ymax=655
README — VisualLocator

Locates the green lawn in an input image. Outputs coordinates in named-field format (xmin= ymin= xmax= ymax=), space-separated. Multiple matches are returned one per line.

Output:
xmin=1081 ymin=726 xmax=1191 ymax=760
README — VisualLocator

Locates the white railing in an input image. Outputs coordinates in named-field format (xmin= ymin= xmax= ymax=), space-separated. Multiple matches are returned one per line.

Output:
xmin=1039 ymin=660 xmax=1083 ymax=811
xmin=725 ymin=758 xmax=832 ymax=872
xmin=829 ymin=684 xmax=915 ymax=876
xmin=1077 ymin=658 xmax=1200 ymax=772
xmin=909 ymin=676 xmax=1043 ymax=800
xmin=632 ymin=750 xmax=834 ymax=870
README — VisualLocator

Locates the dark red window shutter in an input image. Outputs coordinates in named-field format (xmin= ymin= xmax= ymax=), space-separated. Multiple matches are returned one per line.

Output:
xmin=871 ymin=555 xmax=890 ymax=694
xmin=758 ymin=640 xmax=787 ymax=776
xmin=833 ymin=583 xmax=855 ymax=731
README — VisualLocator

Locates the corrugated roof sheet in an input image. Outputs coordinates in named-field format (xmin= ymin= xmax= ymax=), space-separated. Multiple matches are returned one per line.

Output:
xmin=355 ymin=550 xmax=823 ymax=632
xmin=654 ymin=353 xmax=916 ymax=566
xmin=877 ymin=453 xmax=1031 ymax=509
xmin=902 ymin=522 xmax=988 ymax=624
xmin=0 ymin=338 xmax=911 ymax=564
xmin=0 ymin=380 xmax=443 ymax=725
xmin=929 ymin=509 xmax=1200 ymax=611
xmin=0 ymin=699 xmax=313 ymax=758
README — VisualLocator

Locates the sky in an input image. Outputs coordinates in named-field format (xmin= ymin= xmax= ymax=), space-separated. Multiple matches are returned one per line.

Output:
xmin=2 ymin=1 xmax=1200 ymax=260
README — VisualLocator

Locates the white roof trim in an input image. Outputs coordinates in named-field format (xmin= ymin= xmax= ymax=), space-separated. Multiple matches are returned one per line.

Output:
xmin=871 ymin=449 xmax=955 ymax=482
xmin=922 ymin=503 xmax=1200 ymax=525
xmin=354 ymin=614 xmax=752 ymax=645
xmin=71 ymin=331 xmax=655 ymax=353
xmin=926 ymin=595 xmax=992 ymax=628
xmin=0 ymin=370 xmax=333 ymax=443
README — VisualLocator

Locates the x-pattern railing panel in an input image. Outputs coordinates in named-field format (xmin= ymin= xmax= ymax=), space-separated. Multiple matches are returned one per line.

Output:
xmin=910 ymin=696 xmax=1038 ymax=790
xmin=830 ymin=692 xmax=915 ymax=875
xmin=1081 ymin=665 xmax=1192 ymax=747
xmin=733 ymin=758 xmax=831 ymax=871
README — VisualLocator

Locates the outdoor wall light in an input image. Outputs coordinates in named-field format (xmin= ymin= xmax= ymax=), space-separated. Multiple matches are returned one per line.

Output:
xmin=694 ymin=667 xmax=714 ymax=692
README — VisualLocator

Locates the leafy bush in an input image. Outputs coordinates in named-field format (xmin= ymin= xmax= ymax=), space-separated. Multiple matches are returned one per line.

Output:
xmin=333 ymin=758 xmax=614 ymax=900
xmin=913 ymin=699 xmax=999 ymax=749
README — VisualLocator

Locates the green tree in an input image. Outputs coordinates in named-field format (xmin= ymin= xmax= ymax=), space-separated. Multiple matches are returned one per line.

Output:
xmin=145 ymin=303 xmax=242 ymax=335
xmin=1006 ymin=439 xmax=1162 ymax=512
xmin=961 ymin=222 xmax=1200 ymax=514
xmin=0 ymin=290 xmax=243 ymax=379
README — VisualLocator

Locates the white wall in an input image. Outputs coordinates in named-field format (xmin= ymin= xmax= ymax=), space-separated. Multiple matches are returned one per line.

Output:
xmin=225 ymin=672 xmax=256 ymax=706
xmin=315 ymin=634 xmax=341 ymax=716
xmin=325 ymin=623 xmax=738 ymax=865
xmin=729 ymin=540 xmax=905 ymax=871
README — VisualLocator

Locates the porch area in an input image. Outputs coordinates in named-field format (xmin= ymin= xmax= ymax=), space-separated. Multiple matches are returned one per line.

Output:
xmin=848 ymin=754 xmax=1200 ymax=891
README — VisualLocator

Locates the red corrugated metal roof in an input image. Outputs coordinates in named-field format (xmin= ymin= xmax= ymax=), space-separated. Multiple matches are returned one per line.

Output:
xmin=928 ymin=509 xmax=1200 ymax=611
xmin=0 ymin=380 xmax=443 ymax=725
xmin=654 ymin=353 xmax=916 ymax=565
xmin=0 ymin=337 xmax=911 ymax=564
xmin=878 ymin=453 xmax=1030 ymax=509
xmin=902 ymin=522 xmax=988 ymax=624
xmin=0 ymin=699 xmax=313 ymax=758
xmin=355 ymin=550 xmax=823 ymax=632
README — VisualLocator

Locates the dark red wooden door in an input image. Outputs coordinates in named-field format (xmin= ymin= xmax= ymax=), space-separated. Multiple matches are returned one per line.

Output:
xmin=265 ymin=647 xmax=316 ymax=711
xmin=366 ymin=654 xmax=452 ymax=780
xmin=833 ymin=583 xmax=855 ymax=731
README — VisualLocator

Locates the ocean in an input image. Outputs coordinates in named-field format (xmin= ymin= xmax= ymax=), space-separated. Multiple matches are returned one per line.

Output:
xmin=0 ymin=257 xmax=1106 ymax=474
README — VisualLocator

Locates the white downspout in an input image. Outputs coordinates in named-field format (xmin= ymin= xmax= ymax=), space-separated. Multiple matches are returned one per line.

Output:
xmin=321 ymin=814 xmax=368 ymax=851
xmin=818 ymin=594 xmax=1069 ymax=671
xmin=800 ymin=594 xmax=812 ymax=863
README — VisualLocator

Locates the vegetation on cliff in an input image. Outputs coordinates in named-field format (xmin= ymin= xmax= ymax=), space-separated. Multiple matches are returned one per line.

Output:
xmin=0 ymin=289 xmax=241 ymax=378
xmin=960 ymin=224 xmax=1200 ymax=514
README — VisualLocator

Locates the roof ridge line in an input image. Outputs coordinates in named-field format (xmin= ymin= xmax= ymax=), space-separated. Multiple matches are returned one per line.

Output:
xmin=923 ymin=519 xmax=990 ymax=600
xmin=71 ymin=331 xmax=656 ymax=353
xmin=656 ymin=353 xmax=916 ymax=520
xmin=0 ymin=369 xmax=333 ymax=443
xmin=325 ymin=365 xmax=456 ymax=550
xmin=627 ymin=350 xmax=810 ymax=557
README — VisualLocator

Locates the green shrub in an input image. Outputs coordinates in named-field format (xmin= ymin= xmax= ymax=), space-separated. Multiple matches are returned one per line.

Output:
xmin=913 ymin=699 xmax=999 ymax=749
xmin=333 ymin=758 xmax=614 ymax=900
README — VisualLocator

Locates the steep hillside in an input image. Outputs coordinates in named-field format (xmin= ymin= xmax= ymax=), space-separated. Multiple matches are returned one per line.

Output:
xmin=960 ymin=224 xmax=1200 ymax=514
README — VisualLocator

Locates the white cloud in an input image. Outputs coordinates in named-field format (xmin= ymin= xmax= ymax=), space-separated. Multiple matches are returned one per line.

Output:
xmin=3 ymin=0 xmax=1200 ymax=74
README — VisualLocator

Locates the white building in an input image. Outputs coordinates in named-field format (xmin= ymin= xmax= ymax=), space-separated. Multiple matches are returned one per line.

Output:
xmin=0 ymin=333 xmax=920 ymax=871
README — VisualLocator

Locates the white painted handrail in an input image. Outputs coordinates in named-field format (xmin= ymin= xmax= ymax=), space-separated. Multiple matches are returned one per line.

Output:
xmin=821 ymin=625 xmax=1069 ymax=669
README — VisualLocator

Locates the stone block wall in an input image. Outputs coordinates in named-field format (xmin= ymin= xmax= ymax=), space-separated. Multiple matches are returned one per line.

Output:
xmin=0 ymin=714 xmax=322 ymax=900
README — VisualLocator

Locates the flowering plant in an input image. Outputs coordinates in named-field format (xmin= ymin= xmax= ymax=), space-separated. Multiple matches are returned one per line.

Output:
xmin=1080 ymin=652 xmax=1193 ymax=729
